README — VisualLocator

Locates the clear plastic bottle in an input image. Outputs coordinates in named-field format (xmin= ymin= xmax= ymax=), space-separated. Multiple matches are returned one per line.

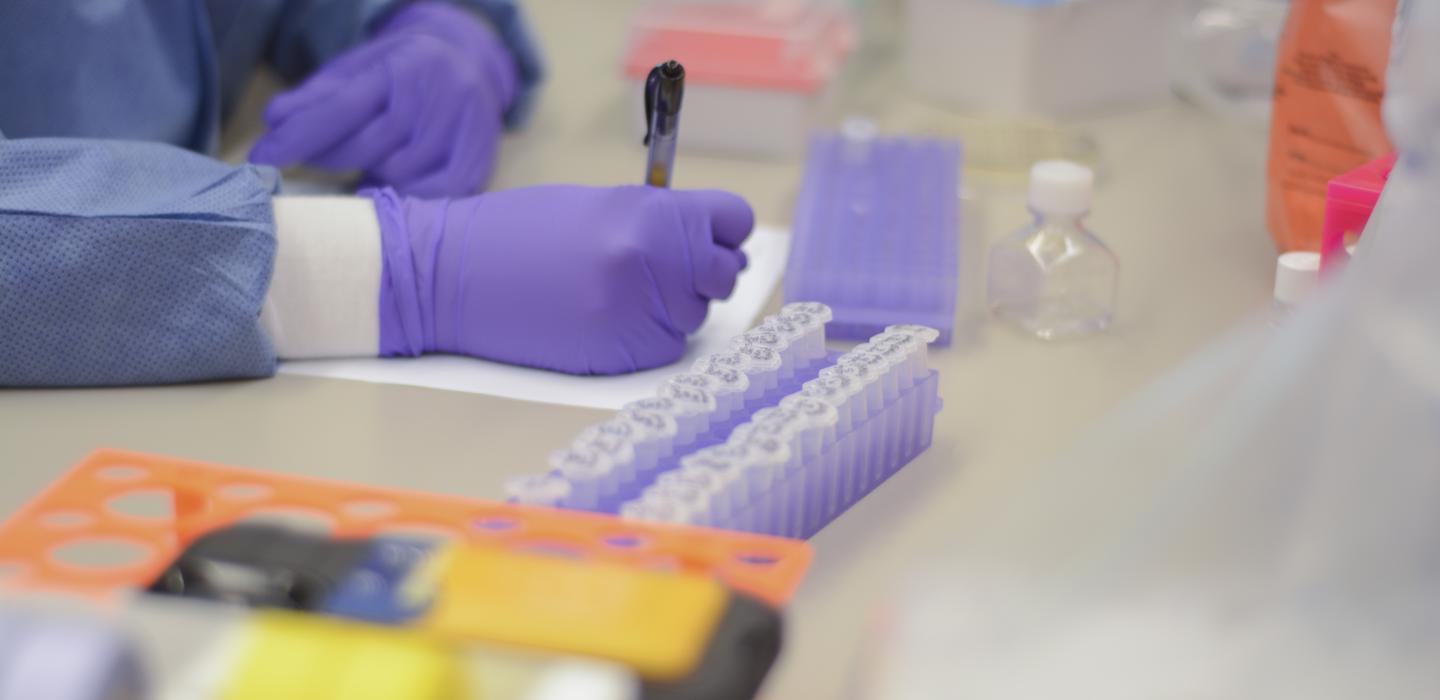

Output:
xmin=987 ymin=161 xmax=1118 ymax=340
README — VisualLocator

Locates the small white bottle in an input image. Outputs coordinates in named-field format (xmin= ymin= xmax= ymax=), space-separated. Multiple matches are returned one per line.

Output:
xmin=1273 ymin=251 xmax=1321 ymax=316
xmin=987 ymin=161 xmax=1119 ymax=339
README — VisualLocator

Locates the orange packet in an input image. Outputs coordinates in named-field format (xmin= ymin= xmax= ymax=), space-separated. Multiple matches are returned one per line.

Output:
xmin=1266 ymin=0 xmax=1398 ymax=252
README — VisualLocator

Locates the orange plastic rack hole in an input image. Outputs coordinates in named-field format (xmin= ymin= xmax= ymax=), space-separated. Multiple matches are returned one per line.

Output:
xmin=0 ymin=449 xmax=813 ymax=607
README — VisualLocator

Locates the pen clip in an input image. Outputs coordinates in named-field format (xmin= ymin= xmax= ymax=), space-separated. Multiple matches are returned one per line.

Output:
xmin=643 ymin=65 xmax=661 ymax=147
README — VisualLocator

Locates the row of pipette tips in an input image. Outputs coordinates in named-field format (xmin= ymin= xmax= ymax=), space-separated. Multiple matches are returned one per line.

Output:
xmin=618 ymin=323 xmax=941 ymax=536
xmin=505 ymin=303 xmax=837 ymax=512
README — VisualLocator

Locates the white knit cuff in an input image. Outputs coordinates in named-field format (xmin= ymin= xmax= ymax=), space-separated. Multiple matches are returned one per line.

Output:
xmin=261 ymin=196 xmax=382 ymax=359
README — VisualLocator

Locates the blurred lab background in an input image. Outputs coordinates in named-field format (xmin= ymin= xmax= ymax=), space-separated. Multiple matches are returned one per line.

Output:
xmin=13 ymin=0 xmax=1436 ymax=698
xmin=547 ymin=1 xmax=1429 ymax=698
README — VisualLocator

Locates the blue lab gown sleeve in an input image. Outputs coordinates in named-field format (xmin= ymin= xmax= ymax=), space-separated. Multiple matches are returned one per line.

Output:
xmin=208 ymin=0 xmax=545 ymax=129
xmin=0 ymin=1 xmax=224 ymax=153
xmin=0 ymin=1 xmax=544 ymax=152
xmin=0 ymin=138 xmax=280 ymax=387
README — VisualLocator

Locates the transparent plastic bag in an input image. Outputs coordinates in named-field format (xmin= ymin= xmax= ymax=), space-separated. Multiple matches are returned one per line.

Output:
xmin=860 ymin=2 xmax=1440 ymax=696
xmin=1171 ymin=0 xmax=1291 ymax=126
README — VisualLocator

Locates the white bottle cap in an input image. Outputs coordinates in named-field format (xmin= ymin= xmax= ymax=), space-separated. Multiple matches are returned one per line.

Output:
xmin=841 ymin=117 xmax=879 ymax=144
xmin=1028 ymin=160 xmax=1094 ymax=215
xmin=1274 ymin=251 xmax=1321 ymax=305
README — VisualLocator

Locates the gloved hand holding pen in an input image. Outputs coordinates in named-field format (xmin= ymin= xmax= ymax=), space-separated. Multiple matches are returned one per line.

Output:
xmin=249 ymin=2 xmax=516 ymax=197
xmin=265 ymin=186 xmax=754 ymax=376
xmin=0 ymin=137 xmax=754 ymax=386
xmin=0 ymin=0 xmax=757 ymax=387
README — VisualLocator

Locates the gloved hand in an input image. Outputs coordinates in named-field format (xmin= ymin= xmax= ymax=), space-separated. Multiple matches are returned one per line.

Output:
xmin=249 ymin=1 xmax=517 ymax=197
xmin=368 ymin=185 xmax=754 ymax=375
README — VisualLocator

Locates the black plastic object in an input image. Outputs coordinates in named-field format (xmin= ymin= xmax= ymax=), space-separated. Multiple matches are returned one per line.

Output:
xmin=643 ymin=592 xmax=784 ymax=700
xmin=643 ymin=59 xmax=686 ymax=146
xmin=147 ymin=523 xmax=371 ymax=611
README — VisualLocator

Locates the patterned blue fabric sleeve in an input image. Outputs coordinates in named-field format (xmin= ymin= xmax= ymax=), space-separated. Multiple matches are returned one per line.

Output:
xmin=256 ymin=0 xmax=397 ymax=84
xmin=0 ymin=138 xmax=280 ymax=387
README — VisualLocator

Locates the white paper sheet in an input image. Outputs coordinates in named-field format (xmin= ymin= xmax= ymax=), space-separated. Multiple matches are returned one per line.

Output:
xmin=278 ymin=226 xmax=791 ymax=410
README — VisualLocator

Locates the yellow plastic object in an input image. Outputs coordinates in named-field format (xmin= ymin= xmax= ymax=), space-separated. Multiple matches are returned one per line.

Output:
xmin=223 ymin=612 xmax=467 ymax=700
xmin=419 ymin=545 xmax=727 ymax=681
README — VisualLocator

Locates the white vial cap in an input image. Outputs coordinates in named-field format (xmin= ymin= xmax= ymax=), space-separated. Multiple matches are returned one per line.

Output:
xmin=504 ymin=473 xmax=571 ymax=506
xmin=781 ymin=301 xmax=833 ymax=323
xmin=1274 ymin=251 xmax=1321 ymax=306
xmin=1029 ymin=160 xmax=1093 ymax=216
xmin=884 ymin=324 xmax=940 ymax=344
xmin=842 ymin=117 xmax=879 ymax=144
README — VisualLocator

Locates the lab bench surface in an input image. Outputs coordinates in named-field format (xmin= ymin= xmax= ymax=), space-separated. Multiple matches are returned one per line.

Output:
xmin=0 ymin=1 xmax=1277 ymax=698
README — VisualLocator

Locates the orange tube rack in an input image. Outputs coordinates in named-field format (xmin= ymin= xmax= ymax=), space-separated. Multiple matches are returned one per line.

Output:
xmin=0 ymin=449 xmax=812 ymax=607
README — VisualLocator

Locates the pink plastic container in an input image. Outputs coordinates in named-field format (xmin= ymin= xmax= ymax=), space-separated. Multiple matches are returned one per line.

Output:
xmin=622 ymin=1 xmax=855 ymax=156
xmin=1322 ymin=153 xmax=1396 ymax=272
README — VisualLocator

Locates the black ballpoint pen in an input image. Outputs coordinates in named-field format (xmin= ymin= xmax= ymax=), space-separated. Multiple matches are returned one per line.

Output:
xmin=643 ymin=60 xmax=685 ymax=188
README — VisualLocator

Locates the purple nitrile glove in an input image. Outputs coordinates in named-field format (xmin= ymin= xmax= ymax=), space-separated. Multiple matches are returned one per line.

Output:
xmin=366 ymin=185 xmax=754 ymax=375
xmin=249 ymin=2 xmax=517 ymax=197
